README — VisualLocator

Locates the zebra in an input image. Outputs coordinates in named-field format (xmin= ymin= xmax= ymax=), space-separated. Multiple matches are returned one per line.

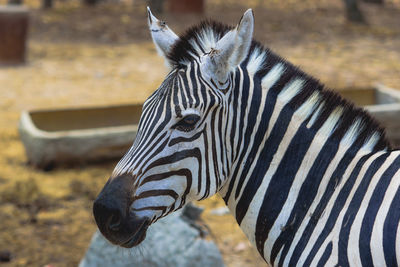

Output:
xmin=93 ymin=8 xmax=400 ymax=266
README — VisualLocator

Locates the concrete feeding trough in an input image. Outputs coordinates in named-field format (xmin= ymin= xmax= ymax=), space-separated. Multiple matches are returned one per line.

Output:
xmin=19 ymin=104 xmax=142 ymax=170
xmin=338 ymin=84 xmax=400 ymax=147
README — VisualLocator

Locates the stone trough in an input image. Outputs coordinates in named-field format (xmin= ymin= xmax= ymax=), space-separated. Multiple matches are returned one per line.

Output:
xmin=18 ymin=104 xmax=142 ymax=169
xmin=338 ymin=84 xmax=400 ymax=147
xmin=18 ymin=84 xmax=400 ymax=170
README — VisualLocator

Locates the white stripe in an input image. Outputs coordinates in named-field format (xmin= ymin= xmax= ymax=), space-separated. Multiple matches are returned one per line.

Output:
xmin=306 ymin=100 xmax=323 ymax=128
xmin=278 ymin=78 xmax=305 ymax=103
xmin=261 ymin=63 xmax=285 ymax=91
xmin=247 ymin=47 xmax=266 ymax=76
xmin=341 ymin=119 xmax=362 ymax=146
xmin=297 ymin=91 xmax=321 ymax=124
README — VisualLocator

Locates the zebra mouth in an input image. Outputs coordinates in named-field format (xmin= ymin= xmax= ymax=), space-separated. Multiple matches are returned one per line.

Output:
xmin=120 ymin=218 xmax=150 ymax=248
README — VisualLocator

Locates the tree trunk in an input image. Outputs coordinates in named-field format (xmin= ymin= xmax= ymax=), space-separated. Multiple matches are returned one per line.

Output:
xmin=147 ymin=0 xmax=164 ymax=14
xmin=42 ymin=0 xmax=53 ymax=9
xmin=83 ymin=0 xmax=98 ymax=6
xmin=7 ymin=0 xmax=23 ymax=5
xmin=344 ymin=0 xmax=366 ymax=23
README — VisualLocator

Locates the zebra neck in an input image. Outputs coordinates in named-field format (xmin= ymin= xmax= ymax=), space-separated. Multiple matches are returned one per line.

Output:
xmin=218 ymin=59 xmax=387 ymax=263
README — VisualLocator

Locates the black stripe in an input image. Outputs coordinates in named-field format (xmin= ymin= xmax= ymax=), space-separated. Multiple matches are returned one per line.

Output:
xmin=210 ymin=108 xmax=221 ymax=191
xmin=142 ymin=148 xmax=201 ymax=176
xmin=173 ymin=73 xmax=182 ymax=107
xmin=236 ymin=67 xmax=250 ymax=163
xmin=317 ymin=242 xmax=332 ymax=267
xmin=191 ymin=62 xmax=201 ymax=107
xmin=196 ymin=67 xmax=209 ymax=110
xmin=139 ymin=169 xmax=192 ymax=198
xmin=383 ymin=182 xmax=400 ymax=266
xmin=136 ymin=189 xmax=179 ymax=200
xmin=177 ymin=75 xmax=188 ymax=109
xmin=168 ymin=128 xmax=204 ymax=147
xmin=200 ymin=129 xmax=211 ymax=200
xmin=228 ymin=69 xmax=240 ymax=167
xmin=255 ymin=117 xmax=315 ymax=260
xmin=217 ymin=104 xmax=227 ymax=185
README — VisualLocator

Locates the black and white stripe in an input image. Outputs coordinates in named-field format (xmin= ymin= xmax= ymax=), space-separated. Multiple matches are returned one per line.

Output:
xmin=111 ymin=13 xmax=400 ymax=266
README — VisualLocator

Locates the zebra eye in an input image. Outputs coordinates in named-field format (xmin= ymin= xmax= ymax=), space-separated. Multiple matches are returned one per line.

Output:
xmin=174 ymin=114 xmax=200 ymax=132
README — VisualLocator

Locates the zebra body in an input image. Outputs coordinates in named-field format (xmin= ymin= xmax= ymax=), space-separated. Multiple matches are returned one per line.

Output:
xmin=93 ymin=8 xmax=400 ymax=266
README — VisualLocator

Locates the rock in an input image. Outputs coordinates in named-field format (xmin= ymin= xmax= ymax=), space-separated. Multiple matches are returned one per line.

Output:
xmin=210 ymin=206 xmax=230 ymax=216
xmin=80 ymin=206 xmax=225 ymax=267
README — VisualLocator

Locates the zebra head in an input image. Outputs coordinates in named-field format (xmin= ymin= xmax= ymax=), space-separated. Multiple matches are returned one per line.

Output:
xmin=93 ymin=8 xmax=254 ymax=248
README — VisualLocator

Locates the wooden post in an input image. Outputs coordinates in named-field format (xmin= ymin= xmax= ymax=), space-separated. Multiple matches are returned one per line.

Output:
xmin=168 ymin=0 xmax=204 ymax=14
xmin=0 ymin=6 xmax=29 ymax=65
xmin=343 ymin=0 xmax=366 ymax=24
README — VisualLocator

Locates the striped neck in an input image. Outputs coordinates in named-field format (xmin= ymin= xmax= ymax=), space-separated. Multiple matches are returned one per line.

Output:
xmin=218 ymin=47 xmax=390 ymax=264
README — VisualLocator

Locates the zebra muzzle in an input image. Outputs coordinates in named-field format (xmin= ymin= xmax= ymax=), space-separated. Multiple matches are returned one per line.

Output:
xmin=93 ymin=174 xmax=150 ymax=247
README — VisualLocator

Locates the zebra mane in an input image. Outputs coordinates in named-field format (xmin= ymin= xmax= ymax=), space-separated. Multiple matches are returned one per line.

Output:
xmin=168 ymin=20 xmax=233 ymax=67
xmin=167 ymin=20 xmax=391 ymax=152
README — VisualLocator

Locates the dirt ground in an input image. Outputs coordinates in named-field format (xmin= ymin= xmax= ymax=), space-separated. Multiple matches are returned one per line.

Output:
xmin=0 ymin=0 xmax=399 ymax=266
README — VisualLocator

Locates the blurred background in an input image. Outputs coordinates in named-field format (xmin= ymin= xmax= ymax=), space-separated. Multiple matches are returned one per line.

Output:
xmin=0 ymin=0 xmax=399 ymax=266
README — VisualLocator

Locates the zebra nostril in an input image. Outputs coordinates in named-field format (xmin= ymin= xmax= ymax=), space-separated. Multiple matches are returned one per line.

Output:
xmin=107 ymin=212 xmax=122 ymax=232
xmin=93 ymin=175 xmax=134 ymax=236
xmin=93 ymin=199 xmax=125 ymax=234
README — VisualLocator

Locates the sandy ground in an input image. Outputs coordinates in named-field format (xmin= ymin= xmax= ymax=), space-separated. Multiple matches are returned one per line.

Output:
xmin=0 ymin=0 xmax=400 ymax=266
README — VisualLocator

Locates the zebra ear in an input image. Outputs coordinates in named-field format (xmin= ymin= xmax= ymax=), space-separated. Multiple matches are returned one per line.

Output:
xmin=147 ymin=7 xmax=179 ymax=68
xmin=202 ymin=9 xmax=254 ymax=83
